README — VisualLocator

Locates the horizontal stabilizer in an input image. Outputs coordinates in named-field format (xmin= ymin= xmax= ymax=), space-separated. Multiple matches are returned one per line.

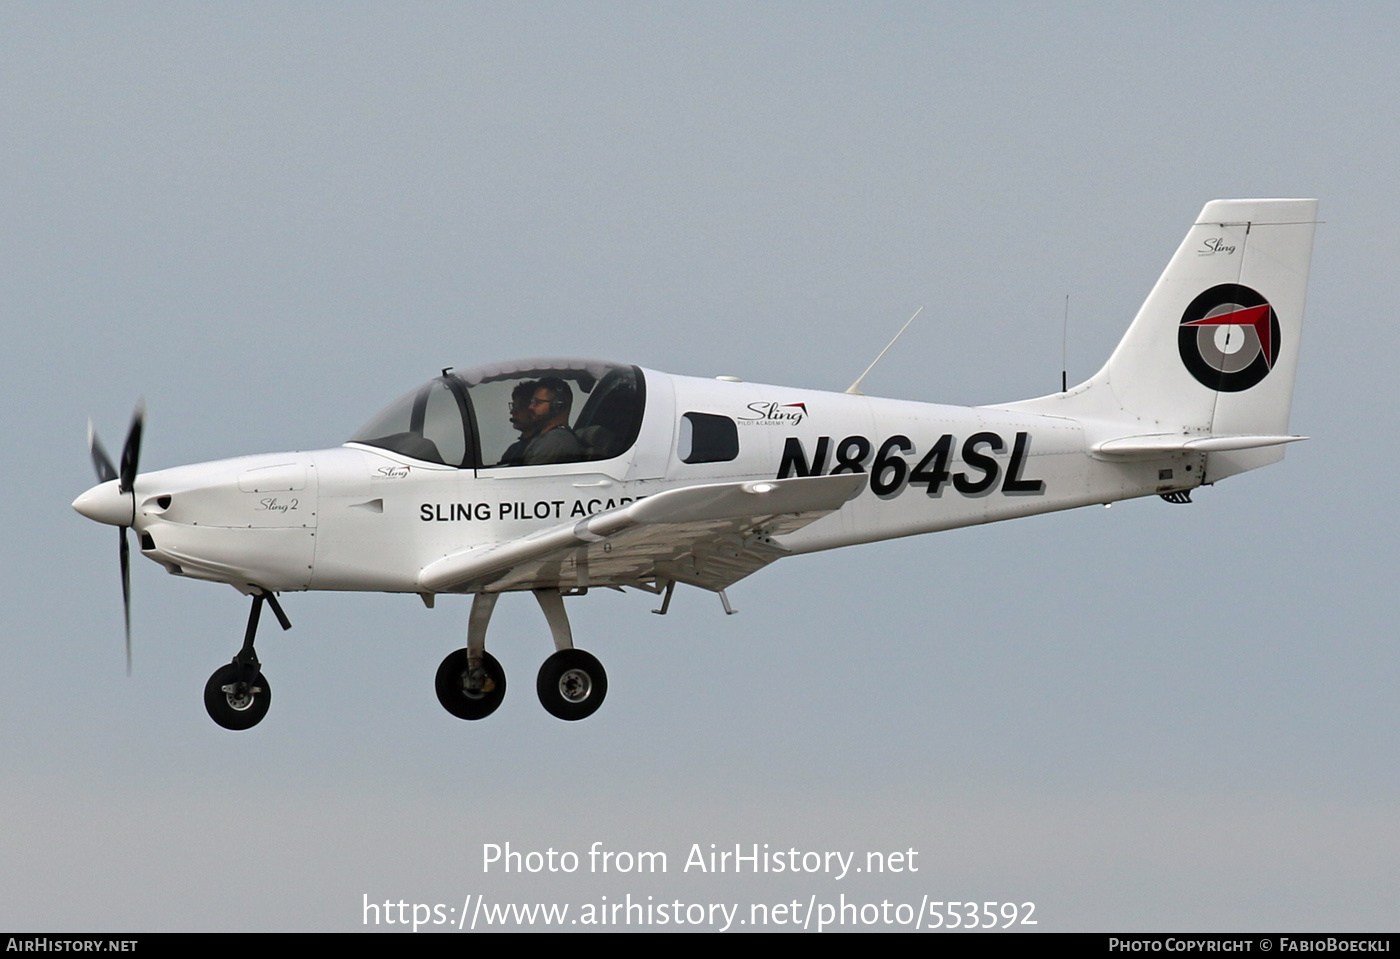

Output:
xmin=418 ymin=473 xmax=866 ymax=593
xmin=1092 ymin=433 xmax=1307 ymax=458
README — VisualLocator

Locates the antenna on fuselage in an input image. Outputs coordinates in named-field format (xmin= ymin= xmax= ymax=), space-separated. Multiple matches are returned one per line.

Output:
xmin=1061 ymin=294 xmax=1069 ymax=393
xmin=845 ymin=305 xmax=924 ymax=396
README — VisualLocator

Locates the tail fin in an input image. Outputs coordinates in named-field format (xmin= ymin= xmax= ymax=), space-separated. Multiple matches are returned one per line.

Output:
xmin=1006 ymin=198 xmax=1318 ymax=479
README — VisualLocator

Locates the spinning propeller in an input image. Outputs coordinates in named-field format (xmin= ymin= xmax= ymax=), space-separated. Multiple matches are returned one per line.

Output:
xmin=80 ymin=402 xmax=144 ymax=675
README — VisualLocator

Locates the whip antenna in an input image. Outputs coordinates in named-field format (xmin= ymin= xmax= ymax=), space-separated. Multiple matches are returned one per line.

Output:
xmin=846 ymin=306 xmax=924 ymax=396
xmin=1061 ymin=294 xmax=1069 ymax=393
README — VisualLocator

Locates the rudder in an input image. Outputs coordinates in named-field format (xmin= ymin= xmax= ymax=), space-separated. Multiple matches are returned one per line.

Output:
xmin=1103 ymin=198 xmax=1317 ymax=438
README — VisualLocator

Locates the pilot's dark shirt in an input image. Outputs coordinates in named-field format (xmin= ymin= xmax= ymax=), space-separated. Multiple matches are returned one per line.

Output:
xmin=497 ymin=426 xmax=583 ymax=467
xmin=522 ymin=426 xmax=583 ymax=465
xmin=498 ymin=436 xmax=530 ymax=467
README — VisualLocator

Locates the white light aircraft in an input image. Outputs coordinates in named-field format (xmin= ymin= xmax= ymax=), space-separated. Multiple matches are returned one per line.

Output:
xmin=74 ymin=199 xmax=1317 ymax=729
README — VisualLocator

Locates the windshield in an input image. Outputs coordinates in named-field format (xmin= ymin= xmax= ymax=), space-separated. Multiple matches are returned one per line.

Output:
xmin=349 ymin=376 xmax=471 ymax=466
xmin=349 ymin=359 xmax=645 ymax=468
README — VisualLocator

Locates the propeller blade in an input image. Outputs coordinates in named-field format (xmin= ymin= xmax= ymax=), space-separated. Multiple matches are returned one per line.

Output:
xmin=86 ymin=402 xmax=145 ymax=674
xmin=87 ymin=420 xmax=118 ymax=484
xmin=120 ymin=526 xmax=132 ymax=676
xmin=118 ymin=401 xmax=145 ymax=495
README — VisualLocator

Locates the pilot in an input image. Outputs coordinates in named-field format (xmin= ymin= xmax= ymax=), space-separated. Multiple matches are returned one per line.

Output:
xmin=498 ymin=381 xmax=539 ymax=466
xmin=497 ymin=377 xmax=584 ymax=466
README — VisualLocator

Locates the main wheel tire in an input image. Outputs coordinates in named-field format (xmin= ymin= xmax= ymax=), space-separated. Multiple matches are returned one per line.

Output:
xmin=536 ymin=649 xmax=607 ymax=721
xmin=204 ymin=663 xmax=272 ymax=730
xmin=435 ymin=649 xmax=506 ymax=720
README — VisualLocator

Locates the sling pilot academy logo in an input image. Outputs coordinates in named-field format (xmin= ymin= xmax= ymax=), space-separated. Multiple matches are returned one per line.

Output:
xmin=1178 ymin=283 xmax=1281 ymax=393
xmin=738 ymin=402 xmax=808 ymax=426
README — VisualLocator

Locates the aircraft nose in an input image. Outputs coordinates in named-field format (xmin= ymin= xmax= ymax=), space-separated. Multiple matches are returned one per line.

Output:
xmin=72 ymin=481 xmax=132 ymax=527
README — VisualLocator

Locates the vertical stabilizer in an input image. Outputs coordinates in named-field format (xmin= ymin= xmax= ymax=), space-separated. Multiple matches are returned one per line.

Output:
xmin=1003 ymin=199 xmax=1317 ymax=477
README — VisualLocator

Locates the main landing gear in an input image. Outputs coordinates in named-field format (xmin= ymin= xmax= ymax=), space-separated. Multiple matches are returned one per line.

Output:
xmin=435 ymin=590 xmax=608 ymax=722
xmin=204 ymin=590 xmax=290 ymax=730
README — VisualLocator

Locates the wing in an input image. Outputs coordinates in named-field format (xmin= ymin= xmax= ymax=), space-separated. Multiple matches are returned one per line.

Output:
xmin=418 ymin=473 xmax=866 ymax=594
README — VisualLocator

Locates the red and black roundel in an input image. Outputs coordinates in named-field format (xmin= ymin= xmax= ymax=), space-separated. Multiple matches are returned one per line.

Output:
xmin=1178 ymin=284 xmax=1281 ymax=393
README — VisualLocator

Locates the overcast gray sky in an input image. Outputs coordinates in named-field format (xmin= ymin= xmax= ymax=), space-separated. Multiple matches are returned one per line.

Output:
xmin=3 ymin=2 xmax=1397 ymax=931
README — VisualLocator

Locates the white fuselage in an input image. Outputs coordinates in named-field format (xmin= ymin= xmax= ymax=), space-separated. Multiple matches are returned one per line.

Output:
xmin=124 ymin=369 xmax=1200 ymax=596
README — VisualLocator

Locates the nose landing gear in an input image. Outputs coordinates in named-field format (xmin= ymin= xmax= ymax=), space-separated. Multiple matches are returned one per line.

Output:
xmin=204 ymin=590 xmax=289 ymax=730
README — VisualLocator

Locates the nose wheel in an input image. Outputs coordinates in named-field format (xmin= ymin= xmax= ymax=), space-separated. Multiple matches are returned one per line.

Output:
xmin=204 ymin=662 xmax=271 ymax=730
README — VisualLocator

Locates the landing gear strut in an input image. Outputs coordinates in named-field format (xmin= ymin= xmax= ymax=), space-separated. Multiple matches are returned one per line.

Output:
xmin=532 ymin=589 xmax=607 ymax=721
xmin=436 ymin=594 xmax=508 ymax=720
xmin=204 ymin=590 xmax=290 ymax=730
xmin=433 ymin=590 xmax=608 ymax=722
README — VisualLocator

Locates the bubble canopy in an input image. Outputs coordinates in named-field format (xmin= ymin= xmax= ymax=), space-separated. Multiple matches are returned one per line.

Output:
xmin=348 ymin=359 xmax=646 ymax=469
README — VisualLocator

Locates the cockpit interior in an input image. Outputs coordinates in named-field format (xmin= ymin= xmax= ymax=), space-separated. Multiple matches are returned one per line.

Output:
xmin=349 ymin=359 xmax=646 ymax=469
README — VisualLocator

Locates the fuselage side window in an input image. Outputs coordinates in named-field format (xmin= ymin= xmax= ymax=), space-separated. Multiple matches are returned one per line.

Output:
xmin=678 ymin=412 xmax=738 ymax=464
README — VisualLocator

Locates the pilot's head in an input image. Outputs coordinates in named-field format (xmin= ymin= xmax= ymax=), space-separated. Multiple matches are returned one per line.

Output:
xmin=509 ymin=381 xmax=538 ymax=435
xmin=532 ymin=377 xmax=573 ymax=431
